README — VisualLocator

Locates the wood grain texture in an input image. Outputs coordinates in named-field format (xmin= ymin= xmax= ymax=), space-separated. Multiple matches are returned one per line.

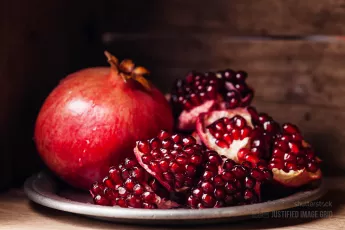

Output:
xmin=100 ymin=0 xmax=345 ymax=36
xmin=0 ymin=177 xmax=343 ymax=229
xmin=0 ymin=0 xmax=103 ymax=186
xmin=106 ymin=38 xmax=345 ymax=109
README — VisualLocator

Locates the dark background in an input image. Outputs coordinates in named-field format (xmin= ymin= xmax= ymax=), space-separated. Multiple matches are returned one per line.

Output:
xmin=1 ymin=0 xmax=345 ymax=190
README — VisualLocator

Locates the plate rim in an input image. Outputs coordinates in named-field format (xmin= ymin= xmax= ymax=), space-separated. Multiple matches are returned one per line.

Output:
xmin=24 ymin=171 xmax=327 ymax=221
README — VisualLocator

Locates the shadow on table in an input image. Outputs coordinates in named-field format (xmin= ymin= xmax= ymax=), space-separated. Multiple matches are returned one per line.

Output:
xmin=28 ymin=188 xmax=343 ymax=230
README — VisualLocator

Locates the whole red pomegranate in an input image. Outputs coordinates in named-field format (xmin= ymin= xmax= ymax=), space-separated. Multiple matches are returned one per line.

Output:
xmin=35 ymin=52 xmax=174 ymax=190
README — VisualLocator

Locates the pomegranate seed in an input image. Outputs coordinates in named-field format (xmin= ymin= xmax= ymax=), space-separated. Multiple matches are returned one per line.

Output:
xmin=182 ymin=136 xmax=196 ymax=146
xmin=171 ymin=134 xmax=182 ymax=143
xmin=215 ymin=139 xmax=229 ymax=148
xmin=227 ymin=97 xmax=239 ymax=108
xmin=244 ymin=154 xmax=260 ymax=164
xmin=170 ymin=162 xmax=183 ymax=173
xmin=162 ymin=138 xmax=173 ymax=149
xmin=240 ymin=127 xmax=251 ymax=140
xmin=151 ymin=149 xmax=161 ymax=158
xmin=245 ymin=176 xmax=255 ymax=189
xmin=276 ymin=140 xmax=289 ymax=152
xmin=296 ymin=156 xmax=306 ymax=166
xmin=203 ymin=170 xmax=214 ymax=181
xmin=231 ymin=165 xmax=247 ymax=178
xmin=272 ymin=148 xmax=284 ymax=158
xmin=109 ymin=168 xmax=122 ymax=184
xmin=159 ymin=160 xmax=169 ymax=171
xmin=190 ymin=93 xmax=201 ymax=105
xmin=221 ymin=171 xmax=235 ymax=181
xmin=214 ymin=121 xmax=226 ymax=132
xmin=223 ymin=159 xmax=236 ymax=169
xmin=185 ymin=164 xmax=196 ymax=176
xmin=187 ymin=196 xmax=199 ymax=208
xmin=262 ymin=169 xmax=273 ymax=180
xmin=285 ymin=162 xmax=298 ymax=171
xmin=282 ymin=123 xmax=300 ymax=134
xmin=223 ymin=133 xmax=233 ymax=144
xmin=133 ymin=184 xmax=144 ymax=195
xmin=234 ymin=116 xmax=246 ymax=128
xmin=307 ymin=162 xmax=319 ymax=173
xmin=190 ymin=154 xmax=203 ymax=165
xmin=94 ymin=195 xmax=110 ymax=206
xmin=201 ymin=194 xmax=216 ymax=207
xmin=149 ymin=138 xmax=161 ymax=150
xmin=258 ymin=113 xmax=270 ymax=124
xmin=244 ymin=189 xmax=255 ymax=201
xmin=284 ymin=153 xmax=297 ymax=163
xmin=213 ymin=175 xmax=225 ymax=186
xmin=158 ymin=130 xmax=170 ymax=140
xmin=291 ymin=133 xmax=303 ymax=141
xmin=237 ymin=148 xmax=250 ymax=160
xmin=250 ymin=147 xmax=263 ymax=157
xmin=235 ymin=71 xmax=247 ymax=82
xmin=103 ymin=177 xmax=114 ymax=188
xmin=132 ymin=167 xmax=145 ymax=181
xmin=137 ymin=141 xmax=151 ymax=154
xmin=250 ymin=168 xmax=265 ymax=181
xmin=288 ymin=141 xmax=300 ymax=154
xmin=231 ymin=128 xmax=241 ymax=140
xmin=149 ymin=161 xmax=162 ymax=173
xmin=214 ymin=188 xmax=225 ymax=199
xmin=224 ymin=182 xmax=237 ymax=194
xmin=142 ymin=192 xmax=156 ymax=203
xmin=201 ymin=182 xmax=215 ymax=194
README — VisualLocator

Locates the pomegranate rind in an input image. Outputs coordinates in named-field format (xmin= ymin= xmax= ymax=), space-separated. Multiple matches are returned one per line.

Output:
xmin=272 ymin=168 xmax=322 ymax=187
xmin=178 ymin=100 xmax=218 ymax=131
xmin=196 ymin=109 xmax=253 ymax=162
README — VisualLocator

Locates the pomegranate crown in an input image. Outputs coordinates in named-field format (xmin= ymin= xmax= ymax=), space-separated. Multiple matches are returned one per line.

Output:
xmin=104 ymin=51 xmax=151 ymax=91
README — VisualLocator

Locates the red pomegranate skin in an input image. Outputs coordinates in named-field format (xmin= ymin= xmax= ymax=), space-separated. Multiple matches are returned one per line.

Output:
xmin=35 ymin=67 xmax=174 ymax=190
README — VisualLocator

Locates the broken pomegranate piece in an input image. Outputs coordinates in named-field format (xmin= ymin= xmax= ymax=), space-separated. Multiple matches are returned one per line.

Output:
xmin=90 ymin=158 xmax=179 ymax=209
xmin=187 ymin=159 xmax=272 ymax=209
xmin=170 ymin=70 xmax=254 ymax=132
xmin=134 ymin=130 xmax=207 ymax=192
xmin=268 ymin=123 xmax=322 ymax=187
xmin=196 ymin=109 xmax=254 ymax=162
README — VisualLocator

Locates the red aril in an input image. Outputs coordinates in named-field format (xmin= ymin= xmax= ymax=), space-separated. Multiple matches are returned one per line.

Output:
xmin=35 ymin=52 xmax=174 ymax=190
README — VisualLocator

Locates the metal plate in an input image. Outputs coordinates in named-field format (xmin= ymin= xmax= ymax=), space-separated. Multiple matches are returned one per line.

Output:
xmin=24 ymin=172 xmax=327 ymax=225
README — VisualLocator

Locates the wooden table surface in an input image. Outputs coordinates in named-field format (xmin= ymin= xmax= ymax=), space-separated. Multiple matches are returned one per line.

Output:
xmin=0 ymin=177 xmax=344 ymax=230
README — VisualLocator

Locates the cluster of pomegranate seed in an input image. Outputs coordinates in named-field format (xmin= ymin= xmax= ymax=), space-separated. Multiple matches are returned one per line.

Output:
xmin=90 ymin=158 xmax=179 ymax=209
xmin=207 ymin=115 xmax=252 ymax=148
xmin=216 ymin=69 xmax=253 ymax=109
xmin=170 ymin=70 xmax=254 ymax=132
xmin=171 ymin=72 xmax=219 ymax=112
xmin=269 ymin=123 xmax=320 ymax=173
xmin=135 ymin=130 xmax=206 ymax=192
xmin=188 ymin=159 xmax=272 ymax=208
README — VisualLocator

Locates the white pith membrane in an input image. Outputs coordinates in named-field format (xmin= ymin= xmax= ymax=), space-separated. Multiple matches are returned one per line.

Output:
xmin=271 ymin=168 xmax=322 ymax=187
xmin=196 ymin=109 xmax=253 ymax=163
xmin=178 ymin=100 xmax=217 ymax=131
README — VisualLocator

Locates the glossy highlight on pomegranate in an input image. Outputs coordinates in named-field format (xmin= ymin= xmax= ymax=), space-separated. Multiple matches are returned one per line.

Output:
xmin=35 ymin=52 xmax=174 ymax=190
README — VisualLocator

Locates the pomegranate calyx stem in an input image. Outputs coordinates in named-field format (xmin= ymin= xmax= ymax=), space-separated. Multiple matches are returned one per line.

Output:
xmin=104 ymin=50 xmax=152 ymax=91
